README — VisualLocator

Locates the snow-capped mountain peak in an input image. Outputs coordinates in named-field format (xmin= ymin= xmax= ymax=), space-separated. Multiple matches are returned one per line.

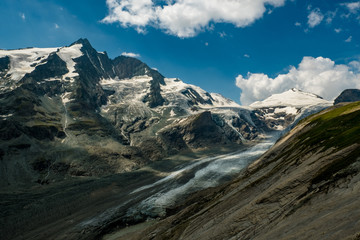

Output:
xmin=250 ymin=88 xmax=331 ymax=108
xmin=249 ymin=88 xmax=332 ymax=131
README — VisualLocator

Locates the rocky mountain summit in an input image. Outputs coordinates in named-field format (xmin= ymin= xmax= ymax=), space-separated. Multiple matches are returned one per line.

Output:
xmin=0 ymin=39 xmax=331 ymax=187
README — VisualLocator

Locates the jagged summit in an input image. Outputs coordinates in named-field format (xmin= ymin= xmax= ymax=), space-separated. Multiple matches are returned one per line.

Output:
xmin=72 ymin=37 xmax=92 ymax=47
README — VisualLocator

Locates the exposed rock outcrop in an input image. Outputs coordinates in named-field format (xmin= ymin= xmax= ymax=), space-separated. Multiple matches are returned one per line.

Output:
xmin=158 ymin=111 xmax=242 ymax=153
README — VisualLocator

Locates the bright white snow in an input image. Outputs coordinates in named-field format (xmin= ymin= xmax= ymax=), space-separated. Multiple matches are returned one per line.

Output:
xmin=274 ymin=106 xmax=298 ymax=115
xmin=0 ymin=47 xmax=58 ymax=81
xmin=56 ymin=44 xmax=83 ymax=79
xmin=101 ymin=75 xmax=152 ymax=103
xmin=250 ymin=88 xmax=331 ymax=108
xmin=0 ymin=43 xmax=84 ymax=82
xmin=209 ymin=93 xmax=242 ymax=108
xmin=0 ymin=113 xmax=13 ymax=119
xmin=162 ymin=78 xmax=241 ymax=109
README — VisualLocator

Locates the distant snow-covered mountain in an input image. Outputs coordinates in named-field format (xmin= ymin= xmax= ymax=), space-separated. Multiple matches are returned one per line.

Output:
xmin=250 ymin=88 xmax=330 ymax=108
xmin=249 ymin=88 xmax=332 ymax=130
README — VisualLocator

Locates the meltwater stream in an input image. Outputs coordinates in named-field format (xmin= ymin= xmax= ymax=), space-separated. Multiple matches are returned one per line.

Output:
xmin=126 ymin=134 xmax=280 ymax=218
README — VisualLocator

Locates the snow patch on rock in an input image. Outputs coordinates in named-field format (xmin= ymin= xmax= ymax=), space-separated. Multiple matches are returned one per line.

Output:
xmin=0 ymin=47 xmax=57 ymax=81
xmin=56 ymin=44 xmax=83 ymax=80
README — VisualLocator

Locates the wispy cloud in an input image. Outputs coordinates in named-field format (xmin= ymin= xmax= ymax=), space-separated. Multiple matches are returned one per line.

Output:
xmin=102 ymin=0 xmax=286 ymax=38
xmin=342 ymin=1 xmax=360 ymax=13
xmin=218 ymin=31 xmax=227 ymax=38
xmin=334 ymin=28 xmax=342 ymax=33
xmin=325 ymin=10 xmax=337 ymax=24
xmin=121 ymin=52 xmax=140 ymax=58
xmin=307 ymin=8 xmax=324 ymax=28
xmin=345 ymin=36 xmax=352 ymax=42
xmin=236 ymin=56 xmax=360 ymax=105
xmin=244 ymin=54 xmax=250 ymax=58
xmin=54 ymin=23 xmax=60 ymax=29
xmin=294 ymin=22 xmax=301 ymax=27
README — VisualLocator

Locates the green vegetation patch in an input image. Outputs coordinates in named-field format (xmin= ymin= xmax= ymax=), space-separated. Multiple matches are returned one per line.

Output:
xmin=297 ymin=101 xmax=360 ymax=150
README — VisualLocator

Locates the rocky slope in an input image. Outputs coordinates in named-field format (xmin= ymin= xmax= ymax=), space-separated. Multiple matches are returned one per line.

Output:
xmin=127 ymin=101 xmax=360 ymax=240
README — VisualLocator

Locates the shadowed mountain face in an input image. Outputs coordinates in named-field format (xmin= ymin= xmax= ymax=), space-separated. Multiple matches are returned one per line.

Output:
xmin=334 ymin=89 xmax=360 ymax=105
xmin=128 ymin=101 xmax=360 ymax=240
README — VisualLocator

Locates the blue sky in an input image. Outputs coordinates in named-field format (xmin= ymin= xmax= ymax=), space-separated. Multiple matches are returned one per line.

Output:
xmin=1 ymin=0 xmax=360 ymax=104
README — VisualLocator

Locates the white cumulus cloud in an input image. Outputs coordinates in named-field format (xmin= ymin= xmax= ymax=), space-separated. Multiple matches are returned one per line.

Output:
xmin=236 ymin=56 xmax=360 ymax=105
xmin=102 ymin=0 xmax=286 ymax=38
xmin=121 ymin=52 xmax=141 ymax=58
xmin=307 ymin=8 xmax=324 ymax=28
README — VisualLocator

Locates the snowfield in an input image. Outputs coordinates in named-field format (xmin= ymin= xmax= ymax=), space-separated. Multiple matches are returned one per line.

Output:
xmin=250 ymin=88 xmax=331 ymax=108
xmin=56 ymin=44 xmax=83 ymax=79
xmin=0 ymin=43 xmax=84 ymax=82
xmin=0 ymin=47 xmax=57 ymax=81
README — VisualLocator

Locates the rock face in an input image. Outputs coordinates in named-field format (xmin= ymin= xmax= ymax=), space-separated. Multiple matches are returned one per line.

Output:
xmin=129 ymin=101 xmax=360 ymax=240
xmin=0 ymin=39 xmax=330 ymax=188
xmin=334 ymin=89 xmax=360 ymax=105
xmin=158 ymin=111 xmax=242 ymax=153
